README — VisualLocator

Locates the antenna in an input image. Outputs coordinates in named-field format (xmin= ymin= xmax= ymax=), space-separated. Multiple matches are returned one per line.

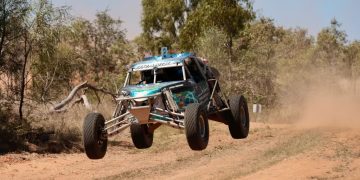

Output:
xmin=161 ymin=47 xmax=168 ymax=58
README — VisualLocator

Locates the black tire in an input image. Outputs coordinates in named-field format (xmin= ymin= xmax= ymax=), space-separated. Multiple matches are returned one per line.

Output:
xmin=83 ymin=113 xmax=107 ymax=159
xmin=130 ymin=124 xmax=153 ymax=149
xmin=228 ymin=95 xmax=250 ymax=139
xmin=184 ymin=103 xmax=209 ymax=150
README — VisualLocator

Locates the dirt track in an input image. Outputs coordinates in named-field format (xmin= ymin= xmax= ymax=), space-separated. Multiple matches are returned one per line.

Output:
xmin=0 ymin=121 xmax=360 ymax=180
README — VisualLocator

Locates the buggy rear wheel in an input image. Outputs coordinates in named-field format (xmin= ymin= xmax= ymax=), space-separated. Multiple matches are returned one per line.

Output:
xmin=130 ymin=124 xmax=153 ymax=149
xmin=184 ymin=103 xmax=209 ymax=150
xmin=83 ymin=113 xmax=108 ymax=159
xmin=228 ymin=95 xmax=250 ymax=139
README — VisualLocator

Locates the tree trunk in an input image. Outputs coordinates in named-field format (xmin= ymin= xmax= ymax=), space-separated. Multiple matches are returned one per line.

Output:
xmin=81 ymin=95 xmax=92 ymax=110
xmin=0 ymin=1 xmax=7 ymax=62
xmin=50 ymin=81 xmax=116 ymax=112
xmin=19 ymin=32 xmax=31 ymax=122
xmin=227 ymin=37 xmax=233 ymax=92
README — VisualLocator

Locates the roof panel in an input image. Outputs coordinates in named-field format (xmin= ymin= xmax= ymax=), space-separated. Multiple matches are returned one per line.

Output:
xmin=130 ymin=52 xmax=193 ymax=71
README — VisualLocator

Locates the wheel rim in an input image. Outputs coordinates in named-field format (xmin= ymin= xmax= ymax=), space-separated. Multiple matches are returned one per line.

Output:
xmin=240 ymin=105 xmax=247 ymax=127
xmin=199 ymin=113 xmax=206 ymax=138
xmin=143 ymin=125 xmax=151 ymax=136
xmin=97 ymin=121 xmax=106 ymax=145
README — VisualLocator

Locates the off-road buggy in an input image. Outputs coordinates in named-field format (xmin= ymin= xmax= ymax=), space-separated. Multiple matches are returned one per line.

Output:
xmin=83 ymin=49 xmax=250 ymax=159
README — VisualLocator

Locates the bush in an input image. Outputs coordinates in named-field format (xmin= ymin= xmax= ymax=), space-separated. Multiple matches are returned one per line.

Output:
xmin=0 ymin=99 xmax=27 ymax=153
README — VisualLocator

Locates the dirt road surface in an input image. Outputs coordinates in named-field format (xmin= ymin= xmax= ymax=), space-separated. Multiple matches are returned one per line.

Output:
xmin=1 ymin=121 xmax=359 ymax=180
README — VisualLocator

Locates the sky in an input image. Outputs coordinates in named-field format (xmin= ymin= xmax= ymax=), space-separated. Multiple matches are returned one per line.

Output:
xmin=51 ymin=0 xmax=360 ymax=41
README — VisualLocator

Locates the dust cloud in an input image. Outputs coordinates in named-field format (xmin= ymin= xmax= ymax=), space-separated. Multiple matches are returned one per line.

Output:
xmin=276 ymin=73 xmax=360 ymax=129
xmin=299 ymin=86 xmax=360 ymax=128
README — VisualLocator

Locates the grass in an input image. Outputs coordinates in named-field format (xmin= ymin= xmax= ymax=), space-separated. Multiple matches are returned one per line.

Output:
xmin=223 ymin=129 xmax=324 ymax=179
xmin=103 ymin=169 xmax=146 ymax=180
xmin=263 ymin=130 xmax=321 ymax=159
xmin=100 ymin=124 xmax=279 ymax=180
xmin=23 ymin=98 xmax=116 ymax=153
xmin=329 ymin=140 xmax=358 ymax=176
xmin=149 ymin=125 xmax=184 ymax=153
xmin=96 ymin=125 xmax=326 ymax=180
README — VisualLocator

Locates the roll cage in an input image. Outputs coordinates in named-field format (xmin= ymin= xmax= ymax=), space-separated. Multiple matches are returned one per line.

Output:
xmin=123 ymin=56 xmax=209 ymax=87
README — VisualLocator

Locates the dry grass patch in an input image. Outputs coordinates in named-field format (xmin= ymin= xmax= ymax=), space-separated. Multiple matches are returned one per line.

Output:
xmin=224 ymin=129 xmax=324 ymax=179
xmin=23 ymin=99 xmax=116 ymax=153
xmin=150 ymin=125 xmax=185 ymax=153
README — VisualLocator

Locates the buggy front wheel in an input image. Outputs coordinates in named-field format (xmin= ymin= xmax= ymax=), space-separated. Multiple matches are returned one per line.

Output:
xmin=83 ymin=113 xmax=108 ymax=159
xmin=184 ymin=103 xmax=209 ymax=150
xmin=228 ymin=95 xmax=250 ymax=139
xmin=130 ymin=124 xmax=154 ymax=149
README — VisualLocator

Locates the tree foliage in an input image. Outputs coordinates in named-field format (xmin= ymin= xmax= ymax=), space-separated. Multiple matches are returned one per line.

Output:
xmin=140 ymin=0 xmax=186 ymax=53
xmin=64 ymin=11 xmax=132 ymax=91
xmin=139 ymin=0 xmax=254 ymax=91
xmin=0 ymin=0 xmax=29 ymax=98
xmin=139 ymin=0 xmax=254 ymax=53
xmin=314 ymin=18 xmax=347 ymax=69
xmin=197 ymin=17 xmax=360 ymax=106
xmin=0 ymin=0 xmax=29 ymax=66
xmin=0 ymin=1 xmax=134 ymax=122
xmin=180 ymin=0 xmax=254 ymax=50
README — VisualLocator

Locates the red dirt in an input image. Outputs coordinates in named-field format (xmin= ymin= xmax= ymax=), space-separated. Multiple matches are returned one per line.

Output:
xmin=0 ymin=122 xmax=359 ymax=180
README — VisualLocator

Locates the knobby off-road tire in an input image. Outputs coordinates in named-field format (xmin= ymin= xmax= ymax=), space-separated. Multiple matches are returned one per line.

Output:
xmin=83 ymin=113 xmax=107 ymax=159
xmin=228 ymin=95 xmax=250 ymax=139
xmin=130 ymin=124 xmax=153 ymax=149
xmin=185 ymin=103 xmax=209 ymax=150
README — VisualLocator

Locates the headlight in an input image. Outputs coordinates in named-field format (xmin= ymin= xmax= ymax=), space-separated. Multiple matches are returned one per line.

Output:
xmin=134 ymin=98 xmax=148 ymax=106
xmin=134 ymin=98 xmax=148 ymax=102
xmin=121 ymin=90 xmax=129 ymax=96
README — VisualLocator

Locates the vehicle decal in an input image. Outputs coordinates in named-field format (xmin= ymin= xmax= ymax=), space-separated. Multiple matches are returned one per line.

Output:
xmin=132 ymin=61 xmax=180 ymax=70
xmin=172 ymin=90 xmax=199 ymax=107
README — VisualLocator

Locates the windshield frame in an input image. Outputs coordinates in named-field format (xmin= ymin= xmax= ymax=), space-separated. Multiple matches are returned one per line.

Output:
xmin=124 ymin=63 xmax=186 ymax=86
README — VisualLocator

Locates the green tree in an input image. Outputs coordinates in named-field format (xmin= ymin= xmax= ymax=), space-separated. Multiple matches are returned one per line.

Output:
xmin=179 ymin=0 xmax=254 ymax=90
xmin=66 ymin=11 xmax=133 ymax=91
xmin=179 ymin=0 xmax=254 ymax=50
xmin=140 ymin=0 xmax=187 ymax=53
xmin=0 ymin=0 xmax=31 ymax=143
xmin=0 ymin=0 xmax=32 ymax=121
xmin=233 ymin=18 xmax=283 ymax=104
xmin=314 ymin=18 xmax=347 ymax=70
xmin=196 ymin=27 xmax=228 ymax=87
xmin=0 ymin=0 xmax=29 ymax=98
xmin=344 ymin=41 xmax=360 ymax=94
xmin=29 ymin=0 xmax=71 ymax=102
xmin=0 ymin=0 xmax=29 ymax=67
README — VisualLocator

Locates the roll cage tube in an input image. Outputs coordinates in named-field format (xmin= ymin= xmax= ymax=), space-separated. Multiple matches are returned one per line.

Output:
xmin=192 ymin=57 xmax=208 ymax=81
xmin=124 ymin=64 xmax=187 ymax=86
xmin=184 ymin=57 xmax=208 ymax=83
